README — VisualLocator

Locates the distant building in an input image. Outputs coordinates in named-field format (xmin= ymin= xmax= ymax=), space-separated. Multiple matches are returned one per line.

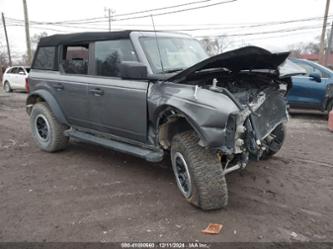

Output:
xmin=299 ymin=54 xmax=333 ymax=69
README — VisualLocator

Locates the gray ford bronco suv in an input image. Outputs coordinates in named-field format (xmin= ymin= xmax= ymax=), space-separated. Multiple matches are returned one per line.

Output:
xmin=27 ymin=30 xmax=300 ymax=210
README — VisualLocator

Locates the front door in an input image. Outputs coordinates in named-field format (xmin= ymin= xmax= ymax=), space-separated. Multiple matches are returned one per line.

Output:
xmin=289 ymin=75 xmax=326 ymax=109
xmin=87 ymin=39 xmax=148 ymax=142
xmin=288 ymin=61 xmax=327 ymax=109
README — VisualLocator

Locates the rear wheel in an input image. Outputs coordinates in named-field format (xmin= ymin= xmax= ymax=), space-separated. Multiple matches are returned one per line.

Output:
xmin=171 ymin=131 xmax=228 ymax=210
xmin=262 ymin=123 xmax=286 ymax=159
xmin=3 ymin=81 xmax=12 ymax=93
xmin=30 ymin=102 xmax=69 ymax=152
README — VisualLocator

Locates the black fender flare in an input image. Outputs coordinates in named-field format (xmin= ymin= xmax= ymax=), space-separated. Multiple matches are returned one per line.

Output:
xmin=153 ymin=105 xmax=208 ymax=147
xmin=26 ymin=89 xmax=68 ymax=125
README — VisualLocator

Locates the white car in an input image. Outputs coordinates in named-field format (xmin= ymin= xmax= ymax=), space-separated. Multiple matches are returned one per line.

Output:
xmin=2 ymin=66 xmax=30 ymax=93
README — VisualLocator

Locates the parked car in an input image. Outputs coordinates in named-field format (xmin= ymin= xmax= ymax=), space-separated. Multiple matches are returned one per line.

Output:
xmin=288 ymin=58 xmax=333 ymax=113
xmin=26 ymin=31 xmax=302 ymax=210
xmin=2 ymin=66 xmax=30 ymax=93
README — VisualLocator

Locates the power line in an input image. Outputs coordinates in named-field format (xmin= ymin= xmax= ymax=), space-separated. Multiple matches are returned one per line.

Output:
xmin=4 ymin=0 xmax=219 ymax=25
xmin=194 ymin=24 xmax=324 ymax=39
xmin=229 ymin=27 xmax=323 ymax=43
xmin=9 ymin=21 xmax=325 ymax=39
xmin=92 ymin=0 xmax=238 ymax=22
xmin=226 ymin=24 xmax=324 ymax=37
xmin=6 ymin=14 xmax=331 ymax=32
xmin=113 ymin=0 xmax=212 ymax=18
xmin=5 ymin=0 xmax=237 ymax=25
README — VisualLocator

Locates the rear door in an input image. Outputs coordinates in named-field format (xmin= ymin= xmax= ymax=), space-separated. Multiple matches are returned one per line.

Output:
xmin=31 ymin=45 xmax=90 ymax=128
xmin=55 ymin=44 xmax=90 ymax=128
xmin=86 ymin=39 xmax=148 ymax=142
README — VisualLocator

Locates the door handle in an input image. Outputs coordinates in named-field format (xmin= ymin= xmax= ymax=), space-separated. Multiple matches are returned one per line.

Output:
xmin=53 ymin=83 xmax=64 ymax=91
xmin=89 ymin=88 xmax=104 ymax=96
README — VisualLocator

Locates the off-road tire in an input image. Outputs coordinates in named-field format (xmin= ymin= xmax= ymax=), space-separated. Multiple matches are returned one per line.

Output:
xmin=262 ymin=123 xmax=286 ymax=159
xmin=3 ymin=81 xmax=12 ymax=93
xmin=30 ymin=102 xmax=69 ymax=152
xmin=171 ymin=131 xmax=228 ymax=210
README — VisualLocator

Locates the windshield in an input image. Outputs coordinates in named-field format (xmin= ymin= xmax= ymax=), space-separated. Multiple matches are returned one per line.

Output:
xmin=139 ymin=36 xmax=208 ymax=74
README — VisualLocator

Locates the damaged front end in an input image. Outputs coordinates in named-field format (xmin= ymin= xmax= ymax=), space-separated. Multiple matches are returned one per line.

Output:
xmin=219 ymin=85 xmax=289 ymax=174
xmin=193 ymin=71 xmax=291 ymax=174
xmin=155 ymin=46 xmax=304 ymax=174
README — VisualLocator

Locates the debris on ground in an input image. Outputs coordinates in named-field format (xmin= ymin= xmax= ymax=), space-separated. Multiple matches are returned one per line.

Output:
xmin=201 ymin=223 xmax=223 ymax=235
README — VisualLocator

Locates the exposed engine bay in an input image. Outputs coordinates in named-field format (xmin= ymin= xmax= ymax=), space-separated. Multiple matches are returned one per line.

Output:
xmin=183 ymin=69 xmax=290 ymax=172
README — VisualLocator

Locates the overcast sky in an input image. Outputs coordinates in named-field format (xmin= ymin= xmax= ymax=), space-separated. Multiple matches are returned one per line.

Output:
xmin=0 ymin=0 xmax=332 ymax=61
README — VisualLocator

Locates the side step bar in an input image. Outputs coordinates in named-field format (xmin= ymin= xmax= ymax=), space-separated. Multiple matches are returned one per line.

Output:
xmin=65 ymin=129 xmax=164 ymax=162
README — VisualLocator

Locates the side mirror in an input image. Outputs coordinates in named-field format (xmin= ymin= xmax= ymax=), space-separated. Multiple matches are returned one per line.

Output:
xmin=119 ymin=62 xmax=147 ymax=80
xmin=309 ymin=72 xmax=321 ymax=82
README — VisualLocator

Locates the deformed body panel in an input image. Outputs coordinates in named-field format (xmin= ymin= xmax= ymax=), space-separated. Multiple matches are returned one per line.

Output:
xmin=147 ymin=82 xmax=239 ymax=148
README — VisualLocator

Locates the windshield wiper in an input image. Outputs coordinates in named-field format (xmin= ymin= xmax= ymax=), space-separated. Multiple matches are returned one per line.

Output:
xmin=162 ymin=68 xmax=184 ymax=74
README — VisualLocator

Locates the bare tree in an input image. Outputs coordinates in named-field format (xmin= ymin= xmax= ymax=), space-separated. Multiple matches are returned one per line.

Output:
xmin=288 ymin=35 xmax=330 ymax=57
xmin=200 ymin=35 xmax=234 ymax=56
xmin=0 ymin=41 xmax=9 ymax=81
xmin=19 ymin=32 xmax=48 ymax=66
xmin=31 ymin=32 xmax=48 ymax=51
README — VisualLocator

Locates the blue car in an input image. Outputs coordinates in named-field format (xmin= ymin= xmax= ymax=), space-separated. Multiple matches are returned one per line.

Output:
xmin=288 ymin=59 xmax=333 ymax=113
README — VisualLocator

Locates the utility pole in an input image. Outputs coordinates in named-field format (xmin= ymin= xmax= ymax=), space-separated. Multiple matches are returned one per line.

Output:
xmin=23 ymin=0 xmax=32 ymax=65
xmin=108 ymin=8 xmax=111 ymax=31
xmin=319 ymin=0 xmax=330 ymax=65
xmin=1 ymin=12 xmax=12 ymax=66
xmin=325 ymin=21 xmax=333 ymax=66
xmin=104 ymin=8 xmax=115 ymax=31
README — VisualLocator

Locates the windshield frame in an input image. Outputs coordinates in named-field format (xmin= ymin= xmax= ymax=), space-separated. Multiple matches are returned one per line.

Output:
xmin=138 ymin=35 xmax=208 ymax=74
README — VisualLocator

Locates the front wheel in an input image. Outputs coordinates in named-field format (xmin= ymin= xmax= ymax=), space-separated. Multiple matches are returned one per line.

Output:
xmin=261 ymin=123 xmax=286 ymax=159
xmin=3 ymin=81 xmax=12 ymax=93
xmin=171 ymin=131 xmax=228 ymax=210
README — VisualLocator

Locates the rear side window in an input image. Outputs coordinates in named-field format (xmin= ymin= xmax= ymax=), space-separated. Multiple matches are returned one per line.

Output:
xmin=61 ymin=45 xmax=89 ymax=75
xmin=33 ymin=47 xmax=56 ymax=70
xmin=7 ymin=67 xmax=17 ymax=73
xmin=95 ymin=39 xmax=138 ymax=77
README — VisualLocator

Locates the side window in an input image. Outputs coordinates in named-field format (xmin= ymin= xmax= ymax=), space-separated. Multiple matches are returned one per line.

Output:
xmin=95 ymin=39 xmax=138 ymax=77
xmin=321 ymin=70 xmax=329 ymax=78
xmin=296 ymin=62 xmax=325 ymax=78
xmin=296 ymin=62 xmax=315 ymax=76
xmin=17 ymin=67 xmax=25 ymax=75
xmin=33 ymin=47 xmax=56 ymax=70
xmin=62 ymin=45 xmax=89 ymax=75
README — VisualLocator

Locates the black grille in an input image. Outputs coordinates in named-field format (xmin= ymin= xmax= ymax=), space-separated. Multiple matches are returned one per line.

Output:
xmin=250 ymin=93 xmax=288 ymax=140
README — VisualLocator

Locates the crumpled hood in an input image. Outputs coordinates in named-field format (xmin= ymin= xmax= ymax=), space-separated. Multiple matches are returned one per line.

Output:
xmin=166 ymin=46 xmax=291 ymax=83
